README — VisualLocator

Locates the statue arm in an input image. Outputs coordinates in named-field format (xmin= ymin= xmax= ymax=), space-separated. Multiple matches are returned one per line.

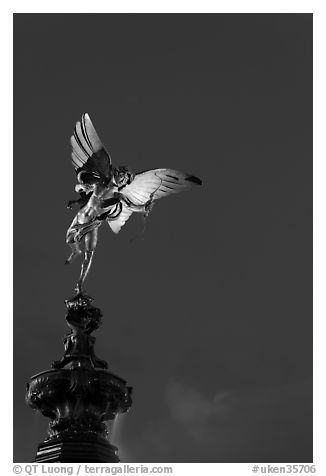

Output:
xmin=67 ymin=192 xmax=91 ymax=209
xmin=100 ymin=193 xmax=148 ymax=213
xmin=99 ymin=194 xmax=122 ymax=208
xmin=119 ymin=194 xmax=153 ymax=213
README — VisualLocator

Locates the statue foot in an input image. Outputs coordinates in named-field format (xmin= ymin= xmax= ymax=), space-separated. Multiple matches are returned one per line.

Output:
xmin=73 ymin=285 xmax=93 ymax=301
xmin=74 ymin=284 xmax=83 ymax=295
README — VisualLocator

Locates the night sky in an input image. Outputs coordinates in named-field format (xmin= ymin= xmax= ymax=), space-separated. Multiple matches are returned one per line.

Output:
xmin=14 ymin=14 xmax=312 ymax=462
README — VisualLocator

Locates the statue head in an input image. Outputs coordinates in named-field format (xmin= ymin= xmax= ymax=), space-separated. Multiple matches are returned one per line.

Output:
xmin=75 ymin=183 xmax=95 ymax=194
xmin=113 ymin=166 xmax=134 ymax=188
xmin=76 ymin=170 xmax=104 ymax=188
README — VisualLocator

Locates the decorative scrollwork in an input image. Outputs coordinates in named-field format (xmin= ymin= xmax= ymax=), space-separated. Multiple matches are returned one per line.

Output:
xmin=26 ymin=368 xmax=132 ymax=442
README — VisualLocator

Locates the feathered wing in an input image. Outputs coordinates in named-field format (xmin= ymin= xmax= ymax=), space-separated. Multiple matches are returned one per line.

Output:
xmin=107 ymin=168 xmax=202 ymax=234
xmin=70 ymin=113 xmax=112 ymax=182
xmin=120 ymin=168 xmax=202 ymax=206
xmin=107 ymin=203 xmax=134 ymax=234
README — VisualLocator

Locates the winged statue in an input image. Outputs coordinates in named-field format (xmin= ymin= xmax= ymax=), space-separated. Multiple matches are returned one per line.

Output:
xmin=66 ymin=113 xmax=202 ymax=294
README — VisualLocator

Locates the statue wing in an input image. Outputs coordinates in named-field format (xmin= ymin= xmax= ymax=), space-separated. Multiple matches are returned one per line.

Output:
xmin=106 ymin=169 xmax=202 ymax=234
xmin=107 ymin=203 xmax=134 ymax=234
xmin=70 ymin=113 xmax=112 ymax=182
xmin=120 ymin=168 xmax=202 ymax=205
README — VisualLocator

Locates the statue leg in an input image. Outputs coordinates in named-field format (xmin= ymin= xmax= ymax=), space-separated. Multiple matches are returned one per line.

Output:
xmin=66 ymin=218 xmax=83 ymax=264
xmin=65 ymin=240 xmax=82 ymax=265
xmin=75 ymin=227 xmax=98 ymax=294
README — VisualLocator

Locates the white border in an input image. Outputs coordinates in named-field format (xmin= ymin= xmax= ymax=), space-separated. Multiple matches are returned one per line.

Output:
xmin=3 ymin=2 xmax=324 ymax=475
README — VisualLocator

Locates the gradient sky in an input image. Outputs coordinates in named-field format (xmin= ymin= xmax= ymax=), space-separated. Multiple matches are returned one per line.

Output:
xmin=14 ymin=13 xmax=312 ymax=462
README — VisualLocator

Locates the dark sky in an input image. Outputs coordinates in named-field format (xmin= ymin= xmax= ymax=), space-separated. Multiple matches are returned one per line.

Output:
xmin=14 ymin=14 xmax=312 ymax=463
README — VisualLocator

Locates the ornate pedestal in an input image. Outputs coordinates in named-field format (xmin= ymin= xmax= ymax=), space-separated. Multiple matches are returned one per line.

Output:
xmin=26 ymin=294 xmax=132 ymax=463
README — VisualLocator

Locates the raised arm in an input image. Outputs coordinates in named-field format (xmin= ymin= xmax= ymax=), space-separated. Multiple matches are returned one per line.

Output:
xmin=119 ymin=194 xmax=154 ymax=214
xmin=67 ymin=192 xmax=92 ymax=209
